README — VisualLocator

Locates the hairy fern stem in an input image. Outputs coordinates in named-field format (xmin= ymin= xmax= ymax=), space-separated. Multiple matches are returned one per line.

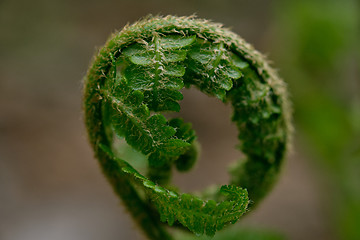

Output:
xmin=84 ymin=15 xmax=291 ymax=240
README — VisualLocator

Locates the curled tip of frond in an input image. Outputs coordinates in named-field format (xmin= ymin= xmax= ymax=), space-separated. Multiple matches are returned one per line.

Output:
xmin=83 ymin=15 xmax=292 ymax=240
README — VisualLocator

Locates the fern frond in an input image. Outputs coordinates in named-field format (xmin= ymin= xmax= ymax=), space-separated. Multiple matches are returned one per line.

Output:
xmin=83 ymin=15 xmax=292 ymax=240
xmin=100 ymin=144 xmax=248 ymax=237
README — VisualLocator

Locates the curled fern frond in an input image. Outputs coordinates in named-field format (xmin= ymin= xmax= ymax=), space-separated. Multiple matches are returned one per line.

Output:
xmin=83 ymin=15 xmax=292 ymax=240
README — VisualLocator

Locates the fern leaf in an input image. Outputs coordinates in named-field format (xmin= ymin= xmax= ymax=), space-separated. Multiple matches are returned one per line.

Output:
xmin=122 ymin=35 xmax=196 ymax=112
xmin=109 ymin=150 xmax=249 ymax=237
xmin=185 ymin=40 xmax=242 ymax=100
xmin=84 ymin=15 xmax=292 ymax=240
xmin=102 ymin=78 xmax=191 ymax=167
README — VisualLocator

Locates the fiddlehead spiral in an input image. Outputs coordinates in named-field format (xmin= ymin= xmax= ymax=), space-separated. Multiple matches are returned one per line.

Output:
xmin=84 ymin=15 xmax=291 ymax=240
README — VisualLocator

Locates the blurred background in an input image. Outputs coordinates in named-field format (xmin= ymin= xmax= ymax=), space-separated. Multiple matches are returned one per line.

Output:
xmin=0 ymin=0 xmax=359 ymax=239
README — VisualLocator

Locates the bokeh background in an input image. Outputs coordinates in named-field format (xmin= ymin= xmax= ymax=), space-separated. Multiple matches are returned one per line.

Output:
xmin=1 ymin=0 xmax=359 ymax=239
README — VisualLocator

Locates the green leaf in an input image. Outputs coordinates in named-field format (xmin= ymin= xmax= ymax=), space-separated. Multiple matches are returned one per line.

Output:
xmin=230 ymin=53 xmax=250 ymax=69
xmin=184 ymin=40 xmax=243 ymax=100
xmin=163 ymin=63 xmax=186 ymax=77
xmin=121 ymin=35 xmax=194 ymax=112
xmin=162 ymin=50 xmax=187 ymax=62
xmin=159 ymin=35 xmax=196 ymax=49
xmin=114 ymin=155 xmax=249 ymax=237
xmin=102 ymin=81 xmax=190 ymax=167
xmin=122 ymin=44 xmax=154 ymax=65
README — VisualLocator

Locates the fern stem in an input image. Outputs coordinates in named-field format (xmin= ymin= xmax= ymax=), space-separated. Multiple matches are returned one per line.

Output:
xmin=98 ymin=148 xmax=173 ymax=240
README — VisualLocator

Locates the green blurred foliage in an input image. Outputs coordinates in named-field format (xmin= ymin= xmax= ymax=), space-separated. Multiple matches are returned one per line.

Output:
xmin=272 ymin=0 xmax=360 ymax=239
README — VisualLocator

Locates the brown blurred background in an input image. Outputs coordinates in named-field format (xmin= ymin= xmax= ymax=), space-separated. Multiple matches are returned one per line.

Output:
xmin=0 ymin=0 xmax=359 ymax=239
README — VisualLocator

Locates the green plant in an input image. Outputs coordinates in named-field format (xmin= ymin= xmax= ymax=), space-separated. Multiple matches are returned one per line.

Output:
xmin=273 ymin=1 xmax=360 ymax=239
xmin=83 ymin=15 xmax=291 ymax=240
